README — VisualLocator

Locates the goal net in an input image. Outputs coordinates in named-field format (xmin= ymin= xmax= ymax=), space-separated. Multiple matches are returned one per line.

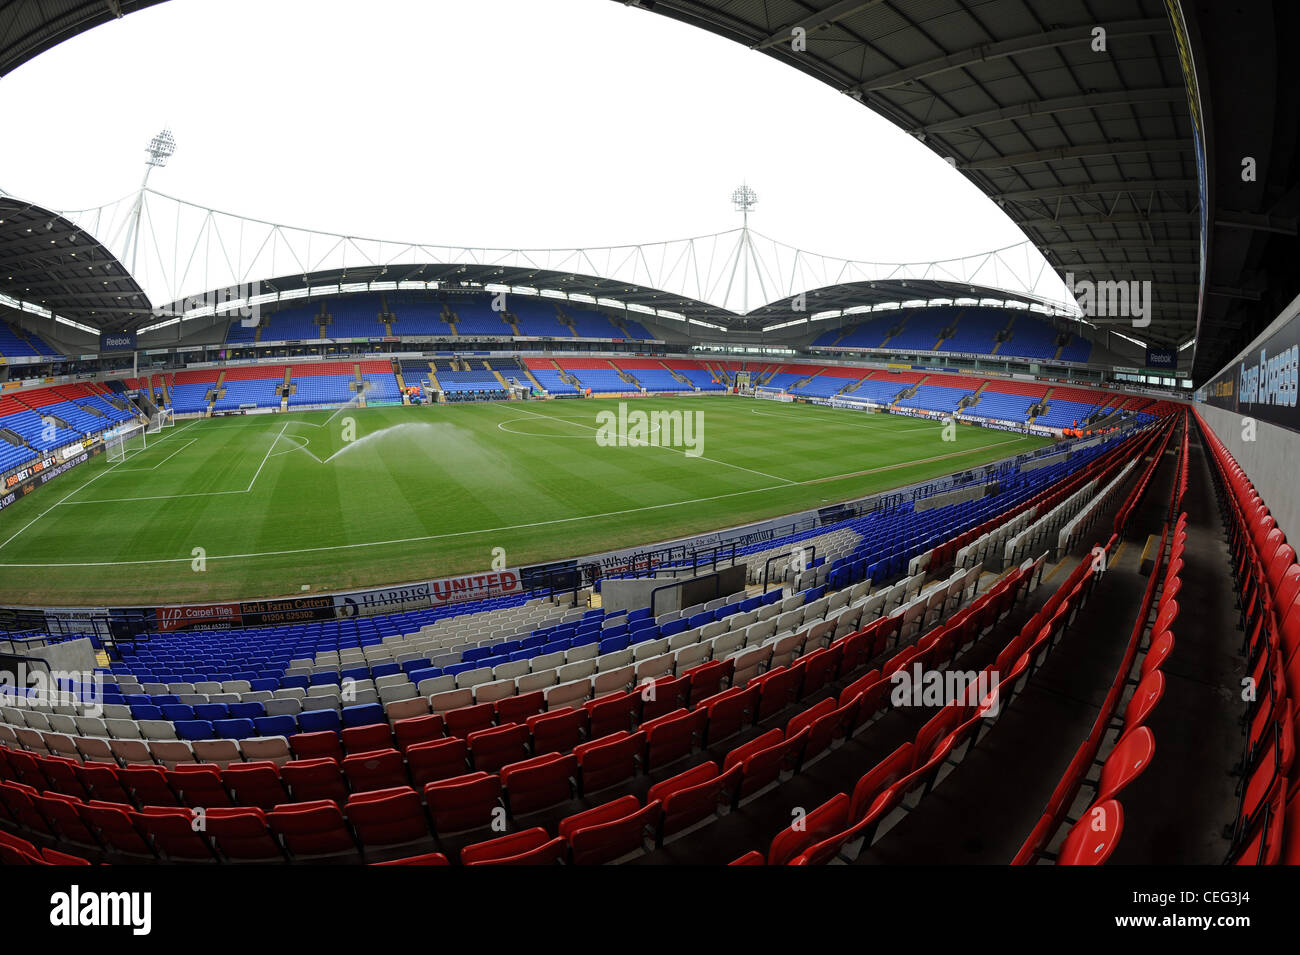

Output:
xmin=106 ymin=422 xmax=146 ymax=463
xmin=754 ymin=386 xmax=793 ymax=403
xmin=147 ymin=408 xmax=174 ymax=433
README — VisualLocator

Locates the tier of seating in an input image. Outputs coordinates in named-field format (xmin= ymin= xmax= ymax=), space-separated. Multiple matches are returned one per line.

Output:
xmin=1198 ymin=410 xmax=1300 ymax=864
xmin=0 ymin=321 xmax=59 ymax=359
xmin=812 ymin=307 xmax=1093 ymax=364
xmin=0 ymin=383 xmax=137 ymax=475
xmin=433 ymin=360 xmax=500 ymax=394
xmin=0 ymin=407 xmax=1190 ymax=865
xmin=228 ymin=294 xmax=654 ymax=344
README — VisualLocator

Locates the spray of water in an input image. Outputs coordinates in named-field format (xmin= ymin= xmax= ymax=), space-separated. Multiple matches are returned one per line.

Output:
xmin=323 ymin=422 xmax=441 ymax=464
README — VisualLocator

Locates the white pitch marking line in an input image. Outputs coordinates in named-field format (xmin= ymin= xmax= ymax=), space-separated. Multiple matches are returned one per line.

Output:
xmin=57 ymin=420 xmax=291 ymax=505
xmin=113 ymin=438 xmax=198 ymax=472
xmin=0 ymin=436 xmax=1030 ymax=568
xmin=0 ymin=452 xmax=128 ymax=551
xmin=245 ymin=421 xmax=291 ymax=492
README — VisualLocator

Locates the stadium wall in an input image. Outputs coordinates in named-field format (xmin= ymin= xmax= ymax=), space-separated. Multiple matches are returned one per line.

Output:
xmin=1196 ymin=288 xmax=1300 ymax=543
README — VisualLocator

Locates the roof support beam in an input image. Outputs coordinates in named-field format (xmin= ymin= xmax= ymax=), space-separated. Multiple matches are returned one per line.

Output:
xmin=999 ymin=180 xmax=1197 ymax=203
xmin=918 ymin=88 xmax=1186 ymax=135
xmin=1063 ymin=261 xmax=1199 ymax=277
xmin=752 ymin=0 xmax=888 ymax=51
xmin=1215 ymin=211 xmax=1299 ymax=236
xmin=1044 ymin=238 xmax=1200 ymax=253
xmin=960 ymin=139 xmax=1188 ymax=171
xmin=1021 ymin=211 xmax=1198 ymax=228
xmin=847 ymin=19 xmax=1169 ymax=93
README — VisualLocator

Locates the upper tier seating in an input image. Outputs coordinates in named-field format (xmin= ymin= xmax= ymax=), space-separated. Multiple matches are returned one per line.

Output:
xmin=0 ymin=321 xmax=60 ymax=359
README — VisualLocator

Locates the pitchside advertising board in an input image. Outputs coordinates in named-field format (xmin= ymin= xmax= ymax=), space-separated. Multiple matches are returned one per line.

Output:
xmin=152 ymin=569 xmax=527 ymax=631
xmin=1202 ymin=307 xmax=1300 ymax=432
xmin=0 ymin=445 xmax=101 ymax=512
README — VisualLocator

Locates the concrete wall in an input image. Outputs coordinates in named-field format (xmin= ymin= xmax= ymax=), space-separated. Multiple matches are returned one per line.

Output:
xmin=1196 ymin=402 xmax=1298 ymax=543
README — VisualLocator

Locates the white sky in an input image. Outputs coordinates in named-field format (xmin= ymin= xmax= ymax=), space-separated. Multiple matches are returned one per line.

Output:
xmin=0 ymin=0 xmax=1034 ymax=266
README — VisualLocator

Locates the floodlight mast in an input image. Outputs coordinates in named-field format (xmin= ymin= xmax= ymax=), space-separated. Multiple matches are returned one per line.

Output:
xmin=124 ymin=128 xmax=176 ymax=274
xmin=731 ymin=184 xmax=758 ymax=314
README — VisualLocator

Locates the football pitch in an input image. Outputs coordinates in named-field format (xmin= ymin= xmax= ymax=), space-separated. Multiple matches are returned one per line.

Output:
xmin=0 ymin=396 xmax=1051 ymax=606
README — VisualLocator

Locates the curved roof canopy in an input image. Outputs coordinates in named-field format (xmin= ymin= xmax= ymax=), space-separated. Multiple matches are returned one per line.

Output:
xmin=0 ymin=195 xmax=151 ymax=329
xmin=58 ymin=188 xmax=1075 ymax=333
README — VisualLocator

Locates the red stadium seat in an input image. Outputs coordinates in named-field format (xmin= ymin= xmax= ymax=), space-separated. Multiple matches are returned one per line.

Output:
xmin=559 ymin=795 xmax=662 ymax=865
xmin=461 ymin=827 xmax=566 ymax=866
xmin=585 ymin=692 xmax=639 ymax=740
xmin=406 ymin=737 xmax=470 ymax=788
xmin=76 ymin=762 xmax=133 ymax=807
xmin=77 ymin=800 xmax=154 ymax=859
xmin=467 ymin=723 xmax=530 ymax=773
xmin=135 ymin=806 xmax=216 ymax=862
xmin=424 ymin=772 xmax=503 ymax=835
xmin=685 ymin=659 xmax=732 ymax=705
xmin=751 ymin=665 xmax=801 ymax=722
xmin=289 ymin=731 xmax=344 ymax=762
xmin=393 ymin=714 xmax=445 ymax=752
xmin=1057 ymin=799 xmax=1124 ymax=865
xmin=267 ymin=799 xmax=358 ymax=859
xmin=767 ymin=792 xmax=850 ymax=865
xmin=341 ymin=722 xmax=394 ymax=756
xmin=444 ymin=702 xmax=496 ymax=739
xmin=527 ymin=708 xmax=588 ymax=756
xmin=640 ymin=707 xmax=705 ymax=771
xmin=342 ymin=748 xmax=409 ymax=793
xmin=647 ymin=761 xmax=737 ymax=841
xmin=1097 ymin=727 xmax=1155 ymax=802
xmin=32 ymin=792 xmax=100 ymax=851
xmin=638 ymin=673 xmax=690 ymax=722
xmin=167 ymin=764 xmax=232 ymax=808
xmin=376 ymin=852 xmax=450 ymax=865
xmin=346 ymin=786 xmax=430 ymax=850
xmin=221 ymin=761 xmax=288 ymax=811
xmin=495 ymin=691 xmax=546 ymax=726
xmin=700 ymin=685 xmax=758 ymax=746
xmin=281 ymin=758 xmax=349 ymax=805
xmin=206 ymin=807 xmax=286 ymax=862
xmin=501 ymin=752 xmax=576 ymax=816
xmin=118 ymin=765 xmax=179 ymax=807
xmin=575 ymin=730 xmax=643 ymax=794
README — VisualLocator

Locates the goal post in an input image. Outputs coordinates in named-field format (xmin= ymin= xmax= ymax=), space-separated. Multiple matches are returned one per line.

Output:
xmin=149 ymin=408 xmax=174 ymax=432
xmin=753 ymin=386 xmax=793 ymax=403
xmin=106 ymin=422 xmax=146 ymax=463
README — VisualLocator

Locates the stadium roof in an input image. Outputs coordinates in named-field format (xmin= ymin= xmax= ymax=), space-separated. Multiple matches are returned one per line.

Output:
xmin=0 ymin=1 xmax=165 ymax=79
xmin=628 ymin=0 xmax=1200 ymax=354
xmin=0 ymin=194 xmax=152 ymax=329
xmin=54 ymin=187 xmax=1077 ymax=334
xmin=3 ymin=1 xmax=1296 ymax=381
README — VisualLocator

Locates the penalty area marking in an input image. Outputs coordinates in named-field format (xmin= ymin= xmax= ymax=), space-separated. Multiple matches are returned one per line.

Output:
xmin=113 ymin=438 xmax=198 ymax=472
xmin=0 ymin=436 xmax=1031 ymax=569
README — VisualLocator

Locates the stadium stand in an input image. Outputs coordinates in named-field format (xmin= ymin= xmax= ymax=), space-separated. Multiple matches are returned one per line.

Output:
xmin=811 ymin=306 xmax=1097 ymax=365
xmin=0 ymin=409 xmax=1194 ymax=867
xmin=0 ymin=321 xmax=60 ymax=359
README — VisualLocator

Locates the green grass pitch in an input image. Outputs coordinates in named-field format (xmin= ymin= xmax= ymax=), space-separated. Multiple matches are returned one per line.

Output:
xmin=0 ymin=396 xmax=1051 ymax=606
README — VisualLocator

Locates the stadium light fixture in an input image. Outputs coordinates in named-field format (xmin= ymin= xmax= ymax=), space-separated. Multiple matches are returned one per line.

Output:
xmin=146 ymin=128 xmax=176 ymax=168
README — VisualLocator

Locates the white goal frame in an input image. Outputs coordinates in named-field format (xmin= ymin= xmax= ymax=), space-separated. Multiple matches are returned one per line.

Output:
xmin=106 ymin=422 xmax=146 ymax=463
xmin=753 ymin=386 xmax=793 ymax=403
xmin=148 ymin=408 xmax=174 ymax=432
